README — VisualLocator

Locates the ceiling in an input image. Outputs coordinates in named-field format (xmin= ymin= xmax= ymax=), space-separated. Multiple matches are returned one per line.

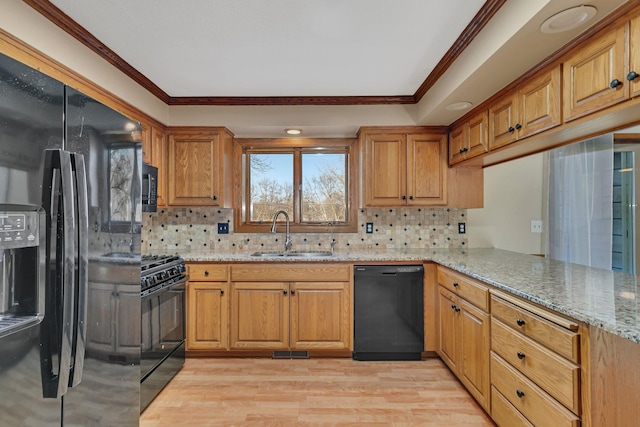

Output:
xmin=26 ymin=0 xmax=631 ymax=136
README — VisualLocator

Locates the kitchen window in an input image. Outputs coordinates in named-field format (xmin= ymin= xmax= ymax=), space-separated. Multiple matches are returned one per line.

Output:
xmin=234 ymin=138 xmax=358 ymax=233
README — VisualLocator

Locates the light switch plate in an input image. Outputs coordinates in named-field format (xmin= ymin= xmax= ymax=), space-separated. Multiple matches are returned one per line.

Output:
xmin=458 ymin=222 xmax=466 ymax=234
xmin=217 ymin=223 xmax=229 ymax=234
xmin=366 ymin=223 xmax=373 ymax=234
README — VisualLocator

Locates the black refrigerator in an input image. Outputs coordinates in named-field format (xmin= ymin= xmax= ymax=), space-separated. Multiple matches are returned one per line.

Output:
xmin=0 ymin=53 xmax=141 ymax=426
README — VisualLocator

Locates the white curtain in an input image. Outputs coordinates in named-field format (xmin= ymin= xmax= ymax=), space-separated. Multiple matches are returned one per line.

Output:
xmin=545 ymin=134 xmax=613 ymax=269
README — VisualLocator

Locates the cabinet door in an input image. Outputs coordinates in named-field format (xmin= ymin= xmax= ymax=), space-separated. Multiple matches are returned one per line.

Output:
xmin=230 ymin=282 xmax=289 ymax=349
xmin=187 ymin=282 xmax=228 ymax=350
xmin=168 ymin=130 xmax=220 ymax=206
xmin=563 ymin=24 xmax=628 ymax=121
xmin=407 ymin=134 xmax=446 ymax=206
xmin=438 ymin=287 xmax=459 ymax=372
xmin=151 ymin=125 xmax=167 ymax=207
xmin=363 ymin=133 xmax=406 ymax=206
xmin=630 ymin=15 xmax=640 ymax=98
xmin=466 ymin=111 xmax=489 ymax=159
xmin=114 ymin=284 xmax=141 ymax=357
xmin=518 ymin=66 xmax=561 ymax=138
xmin=289 ymin=282 xmax=351 ymax=350
xmin=87 ymin=282 xmax=116 ymax=354
xmin=448 ymin=124 xmax=466 ymax=165
xmin=458 ymin=298 xmax=490 ymax=412
xmin=141 ymin=123 xmax=152 ymax=164
xmin=489 ymin=93 xmax=518 ymax=150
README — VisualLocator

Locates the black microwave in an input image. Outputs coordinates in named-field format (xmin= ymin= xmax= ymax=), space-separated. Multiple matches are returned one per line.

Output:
xmin=142 ymin=163 xmax=158 ymax=212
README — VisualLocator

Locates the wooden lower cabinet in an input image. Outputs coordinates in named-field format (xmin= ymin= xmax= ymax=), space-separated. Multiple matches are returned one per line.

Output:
xmin=230 ymin=280 xmax=351 ymax=351
xmin=230 ymin=282 xmax=289 ymax=349
xmin=186 ymin=281 xmax=229 ymax=350
xmin=490 ymin=290 xmax=582 ymax=426
xmin=437 ymin=285 xmax=490 ymax=412
xmin=289 ymin=282 xmax=351 ymax=350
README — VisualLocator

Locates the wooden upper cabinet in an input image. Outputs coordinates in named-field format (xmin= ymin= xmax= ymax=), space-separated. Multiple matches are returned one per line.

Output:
xmin=151 ymin=125 xmax=167 ymax=207
xmin=518 ymin=65 xmax=561 ymax=138
xmin=489 ymin=66 xmax=561 ymax=150
xmin=407 ymin=134 xmax=446 ymax=205
xmin=449 ymin=111 xmax=488 ymax=165
xmin=488 ymin=92 xmax=518 ymax=150
xmin=630 ymin=15 xmax=640 ymax=98
xmin=362 ymin=129 xmax=447 ymax=207
xmin=363 ymin=133 xmax=407 ymax=206
xmin=167 ymin=127 xmax=233 ymax=206
xmin=563 ymin=24 xmax=628 ymax=122
xmin=141 ymin=123 xmax=152 ymax=164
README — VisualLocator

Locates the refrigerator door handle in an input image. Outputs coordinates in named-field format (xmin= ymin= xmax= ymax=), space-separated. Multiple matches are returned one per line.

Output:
xmin=69 ymin=153 xmax=88 ymax=387
xmin=40 ymin=149 xmax=76 ymax=398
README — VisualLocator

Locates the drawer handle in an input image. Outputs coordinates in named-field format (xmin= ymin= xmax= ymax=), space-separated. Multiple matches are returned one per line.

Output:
xmin=517 ymin=352 xmax=526 ymax=360
xmin=204 ymin=270 xmax=209 ymax=276
xmin=516 ymin=389 xmax=525 ymax=398
xmin=516 ymin=318 xmax=525 ymax=327
xmin=453 ymin=282 xmax=459 ymax=288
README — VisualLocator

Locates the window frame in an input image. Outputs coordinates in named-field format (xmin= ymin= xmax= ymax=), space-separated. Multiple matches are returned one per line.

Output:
xmin=233 ymin=138 xmax=358 ymax=233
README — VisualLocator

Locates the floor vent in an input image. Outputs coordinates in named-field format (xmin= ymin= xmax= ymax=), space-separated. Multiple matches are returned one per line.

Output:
xmin=271 ymin=351 xmax=310 ymax=359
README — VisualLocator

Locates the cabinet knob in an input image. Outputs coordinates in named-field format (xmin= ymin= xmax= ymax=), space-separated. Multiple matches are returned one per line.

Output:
xmin=291 ymin=289 xmax=295 ymax=295
xmin=517 ymin=351 xmax=526 ymax=360
xmin=516 ymin=389 xmax=525 ymax=398
xmin=402 ymin=195 xmax=406 ymax=200
xmin=220 ymin=290 xmax=224 ymax=295
xmin=454 ymin=307 xmax=460 ymax=313
xmin=516 ymin=318 xmax=525 ymax=326
xmin=515 ymin=123 xmax=522 ymax=130
xmin=283 ymin=289 xmax=288 ymax=295
xmin=212 ymin=195 xmax=218 ymax=200
xmin=610 ymin=79 xmax=623 ymax=88
xmin=204 ymin=270 xmax=209 ymax=276
xmin=459 ymin=149 xmax=464 ymax=154
xmin=451 ymin=304 xmax=456 ymax=310
xmin=508 ymin=126 xmax=515 ymax=133
xmin=462 ymin=147 xmax=468 ymax=152
xmin=453 ymin=282 xmax=459 ymax=288
xmin=409 ymin=196 xmax=414 ymax=200
xmin=628 ymin=71 xmax=639 ymax=81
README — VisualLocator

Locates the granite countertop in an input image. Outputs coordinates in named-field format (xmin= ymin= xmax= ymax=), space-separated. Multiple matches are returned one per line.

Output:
xmin=184 ymin=248 xmax=640 ymax=344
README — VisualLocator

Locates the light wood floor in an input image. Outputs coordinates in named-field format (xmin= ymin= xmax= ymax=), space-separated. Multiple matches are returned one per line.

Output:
xmin=141 ymin=357 xmax=495 ymax=426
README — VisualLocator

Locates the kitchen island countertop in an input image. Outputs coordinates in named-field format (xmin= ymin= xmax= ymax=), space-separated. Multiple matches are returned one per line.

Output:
xmin=182 ymin=248 xmax=640 ymax=344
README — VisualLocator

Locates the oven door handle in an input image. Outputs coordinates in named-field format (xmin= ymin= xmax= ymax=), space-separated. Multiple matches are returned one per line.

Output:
xmin=141 ymin=275 xmax=188 ymax=301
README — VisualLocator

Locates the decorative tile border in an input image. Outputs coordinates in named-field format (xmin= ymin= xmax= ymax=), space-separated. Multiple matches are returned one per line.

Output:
xmin=142 ymin=207 xmax=468 ymax=255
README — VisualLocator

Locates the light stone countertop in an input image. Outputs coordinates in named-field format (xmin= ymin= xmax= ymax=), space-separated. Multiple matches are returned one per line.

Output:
xmin=184 ymin=248 xmax=640 ymax=345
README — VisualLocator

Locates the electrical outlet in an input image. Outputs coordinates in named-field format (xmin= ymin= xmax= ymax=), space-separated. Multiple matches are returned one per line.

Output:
xmin=458 ymin=222 xmax=466 ymax=234
xmin=217 ymin=223 xmax=229 ymax=234
xmin=366 ymin=223 xmax=374 ymax=234
xmin=531 ymin=220 xmax=543 ymax=233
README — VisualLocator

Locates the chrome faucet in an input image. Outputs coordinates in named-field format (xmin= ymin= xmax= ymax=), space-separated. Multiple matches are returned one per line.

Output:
xmin=271 ymin=210 xmax=292 ymax=252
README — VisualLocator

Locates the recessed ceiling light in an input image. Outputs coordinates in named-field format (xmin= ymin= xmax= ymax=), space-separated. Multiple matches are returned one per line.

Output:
xmin=445 ymin=101 xmax=473 ymax=111
xmin=285 ymin=128 xmax=302 ymax=135
xmin=540 ymin=5 xmax=597 ymax=34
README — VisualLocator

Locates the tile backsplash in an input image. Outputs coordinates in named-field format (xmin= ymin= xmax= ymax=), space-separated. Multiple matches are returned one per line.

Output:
xmin=142 ymin=207 xmax=468 ymax=255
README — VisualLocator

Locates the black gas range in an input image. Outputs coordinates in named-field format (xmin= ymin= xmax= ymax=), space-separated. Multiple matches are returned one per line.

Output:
xmin=141 ymin=255 xmax=187 ymax=296
xmin=140 ymin=254 xmax=187 ymax=412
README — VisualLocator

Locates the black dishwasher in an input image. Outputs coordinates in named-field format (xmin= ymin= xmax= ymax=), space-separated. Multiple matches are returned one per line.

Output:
xmin=353 ymin=265 xmax=424 ymax=361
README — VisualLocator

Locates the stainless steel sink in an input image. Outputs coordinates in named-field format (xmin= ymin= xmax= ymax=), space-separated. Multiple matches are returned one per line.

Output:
xmin=251 ymin=251 xmax=332 ymax=258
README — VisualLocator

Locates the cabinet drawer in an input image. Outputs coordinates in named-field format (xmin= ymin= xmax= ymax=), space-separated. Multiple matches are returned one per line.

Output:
xmin=230 ymin=263 xmax=350 ymax=282
xmin=491 ymin=319 xmax=580 ymax=414
xmin=188 ymin=264 xmax=228 ymax=281
xmin=491 ymin=353 xmax=580 ymax=426
xmin=437 ymin=267 xmax=488 ymax=311
xmin=491 ymin=386 xmax=534 ymax=427
xmin=491 ymin=294 xmax=579 ymax=363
